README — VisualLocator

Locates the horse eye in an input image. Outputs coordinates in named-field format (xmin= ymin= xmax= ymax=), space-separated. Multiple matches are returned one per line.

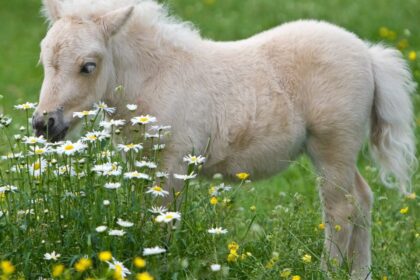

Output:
xmin=80 ymin=62 xmax=96 ymax=74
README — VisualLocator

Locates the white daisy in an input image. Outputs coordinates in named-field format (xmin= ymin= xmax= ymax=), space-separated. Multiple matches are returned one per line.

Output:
xmin=14 ymin=102 xmax=37 ymax=110
xmin=23 ymin=135 xmax=46 ymax=145
xmin=148 ymin=206 xmax=168 ymax=214
xmin=144 ymin=132 xmax=159 ymax=139
xmin=92 ymin=163 xmax=122 ymax=177
xmin=72 ymin=110 xmax=97 ymax=118
xmin=153 ymin=144 xmax=165 ymax=151
xmin=94 ymin=101 xmax=116 ymax=115
xmin=0 ymin=115 xmax=12 ymax=128
xmin=208 ymin=227 xmax=228 ymax=235
xmin=124 ymin=171 xmax=150 ymax=180
xmin=54 ymin=165 xmax=76 ymax=176
xmin=1 ymin=152 xmax=23 ymax=160
xmin=117 ymin=143 xmax=143 ymax=153
xmin=117 ymin=218 xmax=134 ymax=228
xmin=155 ymin=171 xmax=169 ymax=179
xmin=56 ymin=141 xmax=87 ymax=155
xmin=210 ymin=264 xmax=221 ymax=271
xmin=126 ymin=104 xmax=138 ymax=111
xmin=99 ymin=119 xmax=126 ymax=129
xmin=150 ymin=125 xmax=171 ymax=132
xmin=28 ymin=159 xmax=48 ymax=177
xmin=107 ymin=258 xmax=131 ymax=278
xmin=146 ymin=186 xmax=169 ymax=197
xmin=104 ymin=182 xmax=121 ymax=190
xmin=210 ymin=183 xmax=232 ymax=196
xmin=155 ymin=212 xmax=181 ymax=223
xmin=143 ymin=246 xmax=166 ymax=256
xmin=135 ymin=160 xmax=157 ymax=169
xmin=108 ymin=229 xmax=126 ymax=236
xmin=29 ymin=145 xmax=51 ymax=156
xmin=183 ymin=154 xmax=206 ymax=165
xmin=173 ymin=172 xmax=197 ymax=181
xmin=0 ymin=185 xmax=18 ymax=193
xmin=103 ymin=200 xmax=111 ymax=206
xmin=96 ymin=225 xmax=108 ymax=233
xmin=44 ymin=251 xmax=61 ymax=261
xmin=81 ymin=131 xmax=110 ymax=142
xmin=131 ymin=115 xmax=157 ymax=125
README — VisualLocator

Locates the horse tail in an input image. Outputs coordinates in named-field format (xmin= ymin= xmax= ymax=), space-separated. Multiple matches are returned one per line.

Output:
xmin=368 ymin=44 xmax=417 ymax=194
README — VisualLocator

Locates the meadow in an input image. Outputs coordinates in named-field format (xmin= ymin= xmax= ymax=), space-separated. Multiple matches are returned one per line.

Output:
xmin=0 ymin=0 xmax=419 ymax=279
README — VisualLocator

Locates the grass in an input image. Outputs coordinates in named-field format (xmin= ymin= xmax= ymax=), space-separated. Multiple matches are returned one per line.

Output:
xmin=0 ymin=0 xmax=419 ymax=279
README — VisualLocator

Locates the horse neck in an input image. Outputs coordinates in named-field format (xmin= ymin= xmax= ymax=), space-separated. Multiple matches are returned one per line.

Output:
xmin=104 ymin=24 xmax=201 ymax=117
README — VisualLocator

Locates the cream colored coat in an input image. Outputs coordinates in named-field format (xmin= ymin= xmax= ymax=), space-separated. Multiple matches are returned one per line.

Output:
xmin=34 ymin=1 xmax=416 ymax=279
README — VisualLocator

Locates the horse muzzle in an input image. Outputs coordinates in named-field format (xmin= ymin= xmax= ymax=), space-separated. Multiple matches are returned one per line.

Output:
xmin=32 ymin=109 xmax=69 ymax=142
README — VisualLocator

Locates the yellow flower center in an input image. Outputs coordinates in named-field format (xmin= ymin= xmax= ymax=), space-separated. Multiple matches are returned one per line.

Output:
xmin=87 ymin=135 xmax=97 ymax=140
xmin=139 ymin=117 xmax=149 ymax=123
xmin=35 ymin=148 xmax=44 ymax=154
xmin=82 ymin=111 xmax=90 ymax=115
xmin=126 ymin=143 xmax=135 ymax=149
xmin=64 ymin=144 xmax=74 ymax=151
xmin=165 ymin=214 xmax=173 ymax=220
xmin=152 ymin=186 xmax=162 ymax=192
xmin=33 ymin=162 xmax=41 ymax=171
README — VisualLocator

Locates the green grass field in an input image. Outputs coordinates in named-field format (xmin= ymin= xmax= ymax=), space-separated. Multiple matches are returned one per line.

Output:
xmin=0 ymin=0 xmax=419 ymax=279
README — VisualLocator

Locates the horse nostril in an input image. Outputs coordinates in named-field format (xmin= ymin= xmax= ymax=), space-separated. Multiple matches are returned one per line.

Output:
xmin=33 ymin=118 xmax=46 ymax=131
xmin=47 ymin=117 xmax=55 ymax=129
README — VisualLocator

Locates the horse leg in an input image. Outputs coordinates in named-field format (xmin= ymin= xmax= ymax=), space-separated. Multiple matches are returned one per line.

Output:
xmin=307 ymin=135 xmax=371 ymax=279
xmin=348 ymin=171 xmax=373 ymax=279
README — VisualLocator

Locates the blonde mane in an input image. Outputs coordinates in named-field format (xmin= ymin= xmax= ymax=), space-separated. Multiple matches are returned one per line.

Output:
xmin=42 ymin=0 xmax=201 ymax=48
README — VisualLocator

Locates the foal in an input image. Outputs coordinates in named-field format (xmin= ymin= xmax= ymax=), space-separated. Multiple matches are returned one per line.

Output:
xmin=33 ymin=0 xmax=416 ymax=279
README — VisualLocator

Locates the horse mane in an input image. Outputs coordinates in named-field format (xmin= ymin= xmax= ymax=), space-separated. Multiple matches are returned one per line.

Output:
xmin=42 ymin=0 xmax=202 ymax=48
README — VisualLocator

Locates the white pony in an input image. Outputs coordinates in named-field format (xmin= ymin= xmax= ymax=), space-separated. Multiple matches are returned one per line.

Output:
xmin=33 ymin=0 xmax=416 ymax=278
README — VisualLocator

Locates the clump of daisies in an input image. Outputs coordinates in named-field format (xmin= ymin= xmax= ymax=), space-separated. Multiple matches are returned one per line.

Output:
xmin=0 ymin=100 xmax=244 ymax=279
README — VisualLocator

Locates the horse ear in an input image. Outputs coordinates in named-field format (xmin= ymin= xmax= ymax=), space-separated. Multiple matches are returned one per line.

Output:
xmin=42 ymin=0 xmax=62 ymax=23
xmin=97 ymin=6 xmax=135 ymax=38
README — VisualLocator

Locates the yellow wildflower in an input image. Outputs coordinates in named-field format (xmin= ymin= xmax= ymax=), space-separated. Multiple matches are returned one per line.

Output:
xmin=388 ymin=30 xmax=397 ymax=40
xmin=134 ymin=257 xmax=146 ymax=268
xmin=406 ymin=192 xmax=416 ymax=200
xmin=236 ymin=172 xmax=249 ymax=180
xmin=52 ymin=264 xmax=65 ymax=278
xmin=74 ymin=257 xmax=92 ymax=272
xmin=280 ymin=268 xmax=292 ymax=278
xmin=382 ymin=276 xmax=388 ymax=280
xmin=1 ymin=260 xmax=15 ymax=275
xmin=250 ymin=205 xmax=256 ymax=211
xmin=114 ymin=264 xmax=123 ymax=280
xmin=302 ymin=254 xmax=312 ymax=263
xmin=318 ymin=223 xmax=325 ymax=230
xmin=379 ymin=27 xmax=389 ymax=38
xmin=334 ymin=224 xmax=342 ymax=232
xmin=292 ymin=276 xmax=301 ymax=280
xmin=397 ymin=39 xmax=409 ymax=50
xmin=228 ymin=241 xmax=239 ymax=251
xmin=227 ymin=250 xmax=238 ymax=263
xmin=408 ymin=51 xmax=417 ymax=61
xmin=136 ymin=272 xmax=154 ymax=280
xmin=98 ymin=251 xmax=112 ymax=262
xmin=400 ymin=206 xmax=409 ymax=214
xmin=210 ymin=196 xmax=218 ymax=205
